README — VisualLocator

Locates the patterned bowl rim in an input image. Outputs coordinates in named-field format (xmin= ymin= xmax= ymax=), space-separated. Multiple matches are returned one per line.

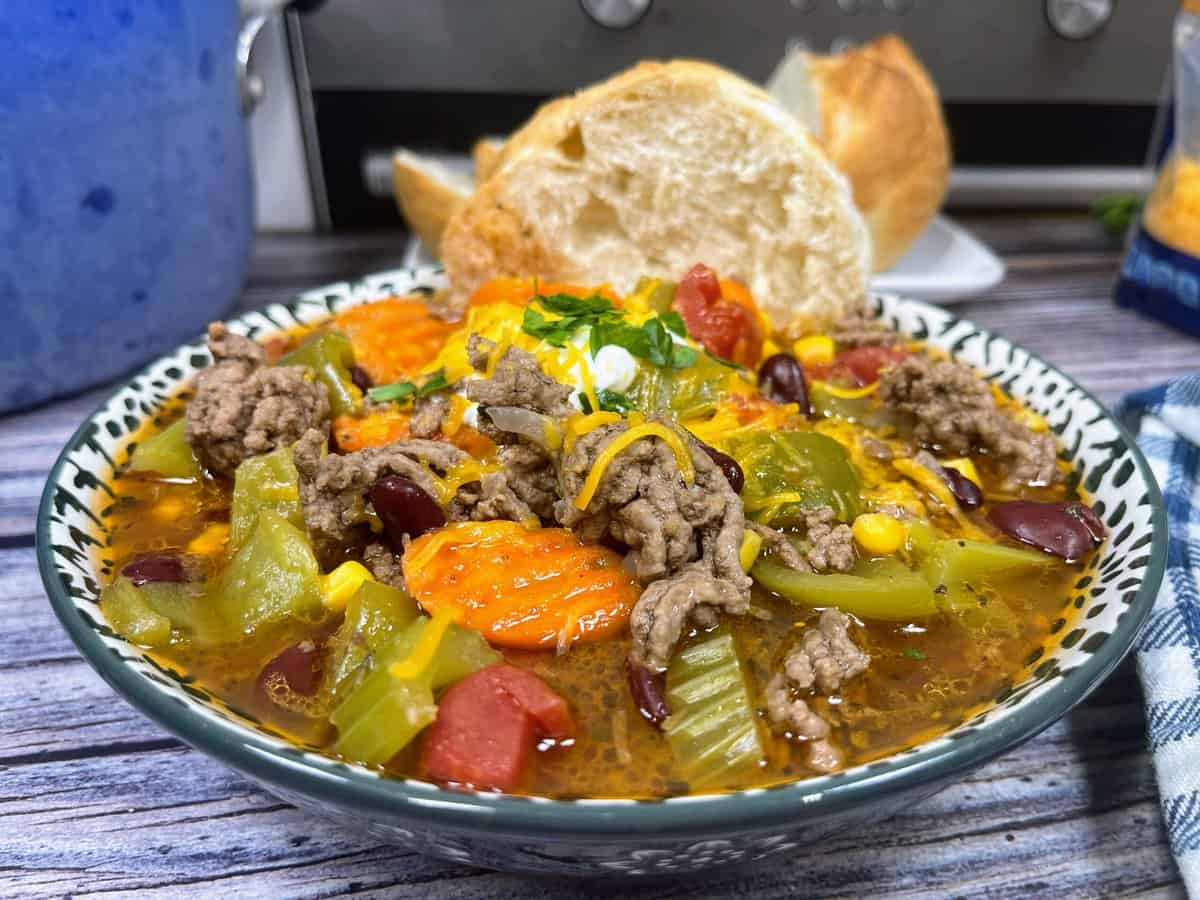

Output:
xmin=36 ymin=268 xmax=1167 ymax=841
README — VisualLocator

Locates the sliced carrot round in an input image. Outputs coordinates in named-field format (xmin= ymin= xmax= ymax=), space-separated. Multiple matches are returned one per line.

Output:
xmin=335 ymin=297 xmax=457 ymax=386
xmin=402 ymin=521 xmax=639 ymax=651
xmin=468 ymin=278 xmax=621 ymax=309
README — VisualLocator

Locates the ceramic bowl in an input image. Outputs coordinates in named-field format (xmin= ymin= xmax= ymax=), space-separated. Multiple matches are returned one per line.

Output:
xmin=38 ymin=267 xmax=1166 ymax=876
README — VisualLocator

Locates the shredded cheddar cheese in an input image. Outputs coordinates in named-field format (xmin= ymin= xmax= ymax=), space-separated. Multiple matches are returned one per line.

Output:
xmin=575 ymin=424 xmax=695 ymax=510
xmin=563 ymin=411 xmax=622 ymax=453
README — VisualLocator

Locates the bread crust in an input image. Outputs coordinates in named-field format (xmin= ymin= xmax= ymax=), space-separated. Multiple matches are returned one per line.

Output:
xmin=805 ymin=36 xmax=951 ymax=271
xmin=441 ymin=60 xmax=871 ymax=328
xmin=391 ymin=150 xmax=472 ymax=255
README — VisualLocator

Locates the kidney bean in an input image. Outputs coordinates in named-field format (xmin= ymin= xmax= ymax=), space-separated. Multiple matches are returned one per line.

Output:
xmin=987 ymin=500 xmax=1104 ymax=562
xmin=1068 ymin=502 xmax=1106 ymax=542
xmin=625 ymin=658 xmax=671 ymax=728
xmin=758 ymin=353 xmax=812 ymax=415
xmin=121 ymin=554 xmax=187 ymax=586
xmin=350 ymin=365 xmax=373 ymax=393
xmin=697 ymin=440 xmax=745 ymax=494
xmin=940 ymin=466 xmax=983 ymax=510
xmin=369 ymin=474 xmax=446 ymax=542
xmin=259 ymin=639 xmax=323 ymax=697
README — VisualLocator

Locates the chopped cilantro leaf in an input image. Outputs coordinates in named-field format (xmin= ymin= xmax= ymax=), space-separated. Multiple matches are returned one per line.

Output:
xmin=903 ymin=647 xmax=927 ymax=660
xmin=671 ymin=345 xmax=698 ymax=369
xmin=536 ymin=292 xmax=615 ymax=317
xmin=590 ymin=320 xmax=652 ymax=359
xmin=521 ymin=292 xmax=621 ymax=347
xmin=660 ymin=310 xmax=688 ymax=337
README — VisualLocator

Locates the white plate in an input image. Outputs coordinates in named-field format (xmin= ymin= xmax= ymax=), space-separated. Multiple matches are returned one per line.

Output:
xmin=870 ymin=216 xmax=1006 ymax=303
xmin=402 ymin=214 xmax=1005 ymax=305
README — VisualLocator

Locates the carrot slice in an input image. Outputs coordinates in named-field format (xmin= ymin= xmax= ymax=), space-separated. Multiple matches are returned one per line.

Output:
xmin=335 ymin=297 xmax=457 ymax=386
xmin=332 ymin=409 xmax=412 ymax=453
xmin=403 ymin=521 xmax=639 ymax=650
xmin=468 ymin=277 xmax=621 ymax=309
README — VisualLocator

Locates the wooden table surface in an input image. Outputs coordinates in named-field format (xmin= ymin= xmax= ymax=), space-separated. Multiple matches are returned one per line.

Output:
xmin=3 ymin=214 xmax=1196 ymax=898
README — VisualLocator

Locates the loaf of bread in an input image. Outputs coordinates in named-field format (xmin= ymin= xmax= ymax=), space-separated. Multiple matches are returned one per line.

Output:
xmin=768 ymin=35 xmax=951 ymax=271
xmin=390 ymin=150 xmax=473 ymax=256
xmin=439 ymin=61 xmax=870 ymax=332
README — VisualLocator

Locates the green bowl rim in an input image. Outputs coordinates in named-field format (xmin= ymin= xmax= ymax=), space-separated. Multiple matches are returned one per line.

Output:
xmin=36 ymin=285 xmax=1167 ymax=841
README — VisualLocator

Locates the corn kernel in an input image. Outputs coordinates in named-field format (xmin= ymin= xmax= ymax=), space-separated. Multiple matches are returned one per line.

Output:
xmin=739 ymin=529 xmax=764 ymax=572
xmin=793 ymin=335 xmax=835 ymax=367
xmin=941 ymin=457 xmax=982 ymax=487
xmin=1016 ymin=408 xmax=1050 ymax=433
xmin=761 ymin=338 xmax=783 ymax=359
xmin=320 ymin=560 xmax=374 ymax=612
xmin=852 ymin=513 xmax=908 ymax=556
xmin=186 ymin=522 xmax=230 ymax=556
xmin=151 ymin=496 xmax=187 ymax=522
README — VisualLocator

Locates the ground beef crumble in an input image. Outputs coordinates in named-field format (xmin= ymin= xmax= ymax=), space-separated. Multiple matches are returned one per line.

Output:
xmin=765 ymin=609 xmax=869 ymax=772
xmin=186 ymin=323 xmax=330 ymax=477
xmin=879 ymin=354 xmax=1059 ymax=489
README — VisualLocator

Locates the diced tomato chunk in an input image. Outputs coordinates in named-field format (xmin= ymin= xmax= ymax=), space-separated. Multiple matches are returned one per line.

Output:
xmin=675 ymin=264 xmax=764 ymax=367
xmin=420 ymin=665 xmax=574 ymax=791
xmin=485 ymin=665 xmax=576 ymax=740
xmin=422 ymin=670 xmax=535 ymax=791
xmin=830 ymin=346 xmax=909 ymax=386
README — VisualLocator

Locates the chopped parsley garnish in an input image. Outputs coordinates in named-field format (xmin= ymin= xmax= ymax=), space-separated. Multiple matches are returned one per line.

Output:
xmin=520 ymin=291 xmax=698 ymax=370
xmin=368 ymin=369 xmax=450 ymax=405
xmin=659 ymin=310 xmax=688 ymax=337
xmin=903 ymin=647 xmax=927 ymax=660
xmin=521 ymin=292 xmax=622 ymax=347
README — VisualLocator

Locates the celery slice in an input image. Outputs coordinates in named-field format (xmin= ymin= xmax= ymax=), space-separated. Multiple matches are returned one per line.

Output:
xmin=126 ymin=419 xmax=202 ymax=481
xmin=229 ymin=445 xmax=304 ymax=549
xmin=211 ymin=509 xmax=324 ymax=636
xmin=325 ymin=581 xmax=420 ymax=699
xmin=330 ymin=670 xmax=437 ymax=765
xmin=663 ymin=628 xmax=764 ymax=787
xmin=329 ymin=614 xmax=500 ymax=766
xmin=99 ymin=578 xmax=172 ymax=647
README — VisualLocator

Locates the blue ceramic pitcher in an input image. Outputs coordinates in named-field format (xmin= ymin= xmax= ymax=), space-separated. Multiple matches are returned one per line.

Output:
xmin=0 ymin=2 xmax=254 ymax=413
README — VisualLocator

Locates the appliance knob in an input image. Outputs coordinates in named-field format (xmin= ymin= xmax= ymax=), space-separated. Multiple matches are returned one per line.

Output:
xmin=580 ymin=0 xmax=652 ymax=29
xmin=1044 ymin=0 xmax=1114 ymax=40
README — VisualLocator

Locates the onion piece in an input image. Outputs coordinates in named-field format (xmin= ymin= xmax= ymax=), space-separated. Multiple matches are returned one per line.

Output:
xmin=483 ymin=406 xmax=563 ymax=450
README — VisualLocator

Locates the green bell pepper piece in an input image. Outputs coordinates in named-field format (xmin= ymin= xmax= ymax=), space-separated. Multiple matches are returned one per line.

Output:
xmin=752 ymin=556 xmax=939 ymax=621
xmin=126 ymin=419 xmax=202 ymax=481
xmin=99 ymin=578 xmax=172 ymax=647
xmin=229 ymin=445 xmax=304 ymax=549
xmin=280 ymin=329 xmax=362 ymax=416
xmin=732 ymin=431 xmax=861 ymax=524
xmin=211 ymin=509 xmax=324 ymax=637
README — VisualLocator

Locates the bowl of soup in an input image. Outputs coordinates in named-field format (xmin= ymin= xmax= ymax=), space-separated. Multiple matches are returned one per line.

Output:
xmin=38 ymin=265 xmax=1165 ymax=875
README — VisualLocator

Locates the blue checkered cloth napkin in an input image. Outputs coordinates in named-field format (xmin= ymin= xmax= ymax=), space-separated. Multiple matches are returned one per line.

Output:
xmin=1118 ymin=376 xmax=1200 ymax=892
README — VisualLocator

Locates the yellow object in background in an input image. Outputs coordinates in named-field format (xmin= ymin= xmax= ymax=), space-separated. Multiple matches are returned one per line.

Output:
xmin=1144 ymin=154 xmax=1200 ymax=256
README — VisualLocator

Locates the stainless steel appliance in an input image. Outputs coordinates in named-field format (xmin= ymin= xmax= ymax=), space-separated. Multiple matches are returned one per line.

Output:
xmin=276 ymin=0 xmax=1173 ymax=228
